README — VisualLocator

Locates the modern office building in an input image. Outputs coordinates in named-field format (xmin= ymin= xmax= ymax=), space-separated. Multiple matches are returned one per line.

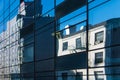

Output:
xmin=0 ymin=0 xmax=120 ymax=80
xmin=19 ymin=0 xmax=55 ymax=80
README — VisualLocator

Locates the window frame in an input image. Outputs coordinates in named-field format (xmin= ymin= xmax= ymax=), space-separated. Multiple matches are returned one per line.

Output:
xmin=94 ymin=71 xmax=104 ymax=80
xmin=76 ymin=38 xmax=82 ymax=49
xmin=62 ymin=42 xmax=68 ymax=51
xmin=94 ymin=31 xmax=104 ymax=45
xmin=23 ymin=44 xmax=34 ymax=62
xmin=95 ymin=52 xmax=103 ymax=64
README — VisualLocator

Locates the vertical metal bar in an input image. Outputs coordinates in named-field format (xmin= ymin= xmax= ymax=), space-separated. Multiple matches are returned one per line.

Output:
xmin=33 ymin=0 xmax=36 ymax=80
xmin=19 ymin=1 xmax=22 ymax=80
xmin=54 ymin=0 xmax=57 ymax=80
xmin=3 ymin=1 xmax=5 ymax=80
xmin=86 ymin=0 xmax=89 ymax=80
xmin=8 ymin=0 xmax=10 ymax=80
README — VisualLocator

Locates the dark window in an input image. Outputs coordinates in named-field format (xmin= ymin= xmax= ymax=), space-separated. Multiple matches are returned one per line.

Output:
xmin=95 ymin=52 xmax=103 ymax=64
xmin=95 ymin=31 xmax=104 ymax=44
xmin=94 ymin=71 xmax=104 ymax=80
xmin=76 ymin=38 xmax=81 ymax=49
xmin=63 ymin=42 xmax=68 ymax=51
xmin=76 ymin=72 xmax=83 ymax=80
xmin=23 ymin=44 xmax=34 ymax=62
xmin=62 ymin=72 xmax=68 ymax=80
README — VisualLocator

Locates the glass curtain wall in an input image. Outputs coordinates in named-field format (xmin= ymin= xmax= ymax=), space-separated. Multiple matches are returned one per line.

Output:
xmin=0 ymin=0 xmax=120 ymax=80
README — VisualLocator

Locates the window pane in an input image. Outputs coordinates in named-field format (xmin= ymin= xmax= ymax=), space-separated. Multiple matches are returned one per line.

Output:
xmin=95 ymin=31 xmax=104 ymax=44
xmin=94 ymin=71 xmax=104 ymax=80
xmin=95 ymin=52 xmax=103 ymax=64
xmin=23 ymin=44 xmax=33 ymax=62
xmin=63 ymin=42 xmax=68 ymax=51
xmin=76 ymin=38 xmax=81 ymax=49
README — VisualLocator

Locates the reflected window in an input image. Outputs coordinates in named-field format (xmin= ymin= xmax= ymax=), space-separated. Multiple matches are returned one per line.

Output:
xmin=76 ymin=72 xmax=83 ymax=80
xmin=62 ymin=72 xmax=68 ymax=80
xmin=23 ymin=44 xmax=33 ymax=62
xmin=63 ymin=42 xmax=68 ymax=51
xmin=95 ymin=31 xmax=104 ymax=45
xmin=76 ymin=38 xmax=81 ymax=49
xmin=95 ymin=52 xmax=103 ymax=64
xmin=94 ymin=71 xmax=104 ymax=80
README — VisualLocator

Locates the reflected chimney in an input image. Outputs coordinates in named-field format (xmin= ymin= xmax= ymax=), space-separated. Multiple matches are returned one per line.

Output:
xmin=65 ymin=25 xmax=70 ymax=35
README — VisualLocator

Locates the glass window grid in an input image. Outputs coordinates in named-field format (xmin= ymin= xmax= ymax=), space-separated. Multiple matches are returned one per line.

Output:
xmin=0 ymin=0 xmax=119 ymax=80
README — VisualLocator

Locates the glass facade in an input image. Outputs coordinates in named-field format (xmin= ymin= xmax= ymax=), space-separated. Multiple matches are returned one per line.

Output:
xmin=0 ymin=0 xmax=120 ymax=80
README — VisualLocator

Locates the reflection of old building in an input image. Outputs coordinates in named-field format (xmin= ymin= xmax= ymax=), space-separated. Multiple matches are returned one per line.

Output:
xmin=56 ymin=18 xmax=120 ymax=80
xmin=0 ymin=14 xmax=21 ymax=80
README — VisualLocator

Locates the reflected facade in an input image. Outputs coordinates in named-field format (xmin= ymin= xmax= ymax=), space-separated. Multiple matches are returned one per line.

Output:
xmin=0 ymin=0 xmax=120 ymax=80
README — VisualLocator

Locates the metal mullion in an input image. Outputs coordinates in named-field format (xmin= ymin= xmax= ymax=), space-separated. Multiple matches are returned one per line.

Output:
xmin=54 ymin=0 xmax=57 ymax=80
xmin=86 ymin=0 xmax=89 ymax=80
xmin=35 ymin=57 xmax=54 ymax=63
xmin=8 ymin=0 xmax=11 ymax=79
xmin=33 ymin=0 xmax=36 ymax=79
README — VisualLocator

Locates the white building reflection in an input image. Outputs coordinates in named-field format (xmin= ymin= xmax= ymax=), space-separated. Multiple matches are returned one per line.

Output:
xmin=57 ymin=18 xmax=120 ymax=80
